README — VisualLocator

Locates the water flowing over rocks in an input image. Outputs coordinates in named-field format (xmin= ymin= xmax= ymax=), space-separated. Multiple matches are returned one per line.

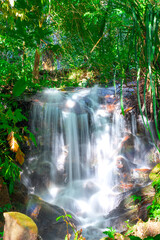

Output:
xmin=19 ymin=86 xmax=160 ymax=240
xmin=103 ymin=184 xmax=155 ymax=231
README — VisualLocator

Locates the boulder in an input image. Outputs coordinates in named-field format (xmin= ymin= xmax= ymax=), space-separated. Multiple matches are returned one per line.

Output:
xmin=26 ymin=195 xmax=79 ymax=240
xmin=3 ymin=212 xmax=38 ymax=240
xmin=132 ymin=219 xmax=160 ymax=239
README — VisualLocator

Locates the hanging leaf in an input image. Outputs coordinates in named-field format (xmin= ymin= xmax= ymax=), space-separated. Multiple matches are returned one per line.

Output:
xmin=23 ymin=127 xmax=37 ymax=147
xmin=14 ymin=109 xmax=28 ymax=122
xmin=7 ymin=131 xmax=19 ymax=152
xmin=24 ymin=136 xmax=31 ymax=146
xmin=29 ymin=132 xmax=37 ymax=147
xmin=124 ymin=107 xmax=134 ymax=113
xmin=12 ymin=79 xmax=27 ymax=97
xmin=15 ymin=148 xmax=25 ymax=165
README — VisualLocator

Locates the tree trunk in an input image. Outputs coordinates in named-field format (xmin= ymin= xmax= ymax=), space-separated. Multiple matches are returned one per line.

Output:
xmin=33 ymin=48 xmax=40 ymax=83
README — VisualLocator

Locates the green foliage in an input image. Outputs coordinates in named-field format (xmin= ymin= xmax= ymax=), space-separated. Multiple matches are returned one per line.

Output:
xmin=128 ymin=237 xmax=142 ymax=240
xmin=0 ymin=204 xmax=12 ymax=213
xmin=147 ymin=200 xmax=160 ymax=220
xmin=103 ymin=227 xmax=116 ymax=239
xmin=148 ymin=164 xmax=160 ymax=220
xmin=0 ymin=157 xmax=21 ymax=194
xmin=56 ymin=214 xmax=85 ymax=240
xmin=124 ymin=220 xmax=134 ymax=236
xmin=131 ymin=195 xmax=142 ymax=202
xmin=0 ymin=85 xmax=35 ymax=194
xmin=56 ymin=214 xmax=72 ymax=222
xmin=12 ymin=79 xmax=28 ymax=97
xmin=128 ymin=234 xmax=160 ymax=240
xmin=49 ymin=0 xmax=160 ymax=140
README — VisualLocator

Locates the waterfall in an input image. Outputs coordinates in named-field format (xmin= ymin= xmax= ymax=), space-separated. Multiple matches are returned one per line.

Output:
xmin=24 ymin=86 xmax=156 ymax=229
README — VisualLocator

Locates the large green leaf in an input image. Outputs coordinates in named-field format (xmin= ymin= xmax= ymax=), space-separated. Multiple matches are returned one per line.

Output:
xmin=12 ymin=79 xmax=27 ymax=97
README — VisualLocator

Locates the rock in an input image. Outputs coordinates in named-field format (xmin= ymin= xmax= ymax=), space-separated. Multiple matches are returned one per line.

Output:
xmin=149 ymin=163 xmax=160 ymax=182
xmin=104 ymin=184 xmax=155 ymax=233
xmin=3 ymin=212 xmax=38 ymax=240
xmin=146 ymin=147 xmax=160 ymax=164
xmin=132 ymin=219 xmax=160 ymax=239
xmin=26 ymin=195 xmax=79 ymax=240
xmin=100 ymin=220 xmax=160 ymax=240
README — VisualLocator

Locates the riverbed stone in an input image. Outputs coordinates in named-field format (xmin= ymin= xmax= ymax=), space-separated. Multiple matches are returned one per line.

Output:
xmin=3 ymin=212 xmax=38 ymax=240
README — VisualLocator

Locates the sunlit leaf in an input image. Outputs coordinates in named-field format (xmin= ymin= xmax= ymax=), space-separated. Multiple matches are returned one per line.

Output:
xmin=124 ymin=107 xmax=134 ymax=113
xmin=56 ymin=216 xmax=63 ymax=221
xmin=66 ymin=214 xmax=72 ymax=219
xmin=7 ymin=131 xmax=19 ymax=152
xmin=15 ymin=148 xmax=25 ymax=165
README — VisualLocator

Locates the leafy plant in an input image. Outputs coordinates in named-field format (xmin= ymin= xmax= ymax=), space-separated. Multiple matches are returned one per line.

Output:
xmin=103 ymin=227 xmax=116 ymax=239
xmin=56 ymin=213 xmax=85 ymax=240
xmin=124 ymin=220 xmax=134 ymax=236
xmin=148 ymin=164 xmax=160 ymax=219
xmin=0 ymin=204 xmax=12 ymax=213
xmin=131 ymin=195 xmax=142 ymax=202
xmin=128 ymin=234 xmax=160 ymax=240
xmin=128 ymin=237 xmax=142 ymax=240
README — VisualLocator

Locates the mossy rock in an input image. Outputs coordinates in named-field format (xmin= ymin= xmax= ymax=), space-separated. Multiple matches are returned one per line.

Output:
xmin=149 ymin=163 xmax=160 ymax=182
xmin=3 ymin=212 xmax=38 ymax=240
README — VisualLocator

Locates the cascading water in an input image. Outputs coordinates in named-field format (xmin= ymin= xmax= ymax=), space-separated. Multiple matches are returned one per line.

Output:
xmin=24 ymin=86 xmax=157 ymax=239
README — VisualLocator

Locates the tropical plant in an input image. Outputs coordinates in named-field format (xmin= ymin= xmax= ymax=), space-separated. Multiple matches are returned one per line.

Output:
xmin=148 ymin=164 xmax=160 ymax=219
xmin=56 ymin=213 xmax=85 ymax=240
xmin=0 ymin=231 xmax=4 ymax=238
xmin=103 ymin=226 xmax=116 ymax=239
xmin=49 ymin=0 xmax=160 ymax=142
xmin=0 ymin=94 xmax=33 ymax=193
xmin=0 ymin=204 xmax=12 ymax=213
